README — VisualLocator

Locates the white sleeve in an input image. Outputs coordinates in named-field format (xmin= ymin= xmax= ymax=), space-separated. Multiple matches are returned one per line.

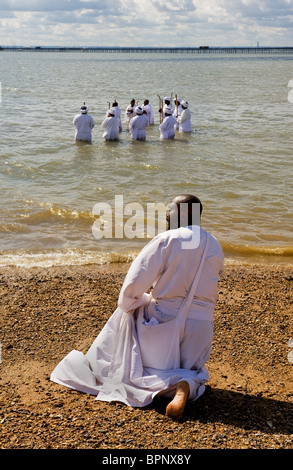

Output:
xmin=118 ymin=236 xmax=167 ymax=313
xmin=178 ymin=109 xmax=187 ymax=123
xmin=159 ymin=118 xmax=167 ymax=131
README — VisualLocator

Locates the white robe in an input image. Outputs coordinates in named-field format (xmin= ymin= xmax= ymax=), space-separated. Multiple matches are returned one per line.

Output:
xmin=124 ymin=105 xmax=136 ymax=126
xmin=159 ymin=115 xmax=177 ymax=140
xmin=107 ymin=106 xmax=122 ymax=132
xmin=50 ymin=226 xmax=224 ymax=407
xmin=101 ymin=116 xmax=120 ymax=141
xmin=173 ymin=104 xmax=183 ymax=130
xmin=73 ymin=114 xmax=95 ymax=142
xmin=163 ymin=104 xmax=174 ymax=118
xmin=129 ymin=114 xmax=149 ymax=141
xmin=142 ymin=104 xmax=154 ymax=125
xmin=178 ymin=108 xmax=192 ymax=133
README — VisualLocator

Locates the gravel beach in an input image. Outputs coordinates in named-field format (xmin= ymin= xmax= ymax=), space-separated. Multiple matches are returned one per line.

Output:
xmin=0 ymin=262 xmax=292 ymax=451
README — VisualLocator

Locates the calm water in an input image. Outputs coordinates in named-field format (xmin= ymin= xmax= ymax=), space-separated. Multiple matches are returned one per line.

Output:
xmin=0 ymin=51 xmax=292 ymax=268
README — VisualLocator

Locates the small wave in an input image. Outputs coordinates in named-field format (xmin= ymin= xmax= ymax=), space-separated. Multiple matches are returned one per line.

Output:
xmin=4 ymin=205 xmax=96 ymax=227
xmin=0 ymin=242 xmax=292 ymax=269
xmin=0 ymin=249 xmax=138 ymax=268
xmin=222 ymin=241 xmax=293 ymax=258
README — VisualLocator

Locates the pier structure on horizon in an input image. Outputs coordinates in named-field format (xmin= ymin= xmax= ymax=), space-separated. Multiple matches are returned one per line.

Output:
xmin=1 ymin=45 xmax=293 ymax=54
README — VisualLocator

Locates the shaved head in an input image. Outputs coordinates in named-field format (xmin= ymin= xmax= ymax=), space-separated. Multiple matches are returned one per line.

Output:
xmin=167 ymin=194 xmax=202 ymax=230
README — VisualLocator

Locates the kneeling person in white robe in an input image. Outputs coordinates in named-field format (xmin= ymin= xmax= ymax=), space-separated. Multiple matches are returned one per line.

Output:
xmin=129 ymin=107 xmax=149 ymax=141
xmin=50 ymin=194 xmax=224 ymax=419
xmin=101 ymin=108 xmax=120 ymax=141
xmin=73 ymin=104 xmax=95 ymax=142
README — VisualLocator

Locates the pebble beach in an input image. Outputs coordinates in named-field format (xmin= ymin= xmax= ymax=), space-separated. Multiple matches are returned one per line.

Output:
xmin=0 ymin=261 xmax=292 ymax=451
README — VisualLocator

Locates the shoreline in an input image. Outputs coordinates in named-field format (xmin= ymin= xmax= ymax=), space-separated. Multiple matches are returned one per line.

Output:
xmin=0 ymin=261 xmax=292 ymax=449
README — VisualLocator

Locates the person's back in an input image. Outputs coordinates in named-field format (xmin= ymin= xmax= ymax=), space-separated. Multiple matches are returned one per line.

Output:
xmin=73 ymin=105 xmax=95 ymax=142
xmin=101 ymin=111 xmax=120 ymax=141
xmin=118 ymin=225 xmax=223 ymax=320
xmin=159 ymin=112 xmax=177 ymax=139
xmin=129 ymin=109 xmax=149 ymax=140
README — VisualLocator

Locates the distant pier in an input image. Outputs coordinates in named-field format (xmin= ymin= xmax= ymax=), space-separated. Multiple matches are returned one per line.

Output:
xmin=1 ymin=46 xmax=293 ymax=54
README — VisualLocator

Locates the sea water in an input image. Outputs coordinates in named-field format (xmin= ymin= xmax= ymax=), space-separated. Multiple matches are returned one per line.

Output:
xmin=0 ymin=51 xmax=292 ymax=268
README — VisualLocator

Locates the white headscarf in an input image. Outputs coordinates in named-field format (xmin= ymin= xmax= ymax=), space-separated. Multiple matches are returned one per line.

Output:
xmin=165 ymin=106 xmax=173 ymax=115
xmin=80 ymin=105 xmax=89 ymax=114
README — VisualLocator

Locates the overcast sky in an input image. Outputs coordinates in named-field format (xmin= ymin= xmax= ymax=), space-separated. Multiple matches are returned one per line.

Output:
xmin=0 ymin=0 xmax=292 ymax=47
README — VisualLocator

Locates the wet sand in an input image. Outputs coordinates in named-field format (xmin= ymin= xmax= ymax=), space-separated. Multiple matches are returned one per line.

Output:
xmin=0 ymin=262 xmax=292 ymax=450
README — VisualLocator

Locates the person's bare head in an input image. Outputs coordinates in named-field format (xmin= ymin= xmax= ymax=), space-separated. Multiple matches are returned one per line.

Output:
xmin=167 ymin=194 xmax=202 ymax=230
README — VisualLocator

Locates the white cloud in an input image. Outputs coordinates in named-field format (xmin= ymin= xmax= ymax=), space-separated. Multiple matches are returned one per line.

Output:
xmin=0 ymin=0 xmax=292 ymax=46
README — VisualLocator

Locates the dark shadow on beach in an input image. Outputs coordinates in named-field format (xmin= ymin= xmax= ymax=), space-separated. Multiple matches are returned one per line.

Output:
xmin=149 ymin=386 xmax=293 ymax=435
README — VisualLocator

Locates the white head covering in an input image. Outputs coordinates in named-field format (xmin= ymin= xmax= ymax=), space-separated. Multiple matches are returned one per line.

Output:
xmin=108 ymin=107 xmax=116 ymax=116
xmin=181 ymin=101 xmax=189 ymax=108
xmin=164 ymin=97 xmax=171 ymax=102
xmin=165 ymin=106 xmax=173 ymax=115
xmin=135 ymin=106 xmax=143 ymax=115
xmin=80 ymin=105 xmax=89 ymax=114
xmin=174 ymin=97 xmax=181 ymax=103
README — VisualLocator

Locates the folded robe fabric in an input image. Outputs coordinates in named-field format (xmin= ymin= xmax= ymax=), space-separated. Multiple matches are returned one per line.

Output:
xmin=50 ymin=305 xmax=208 ymax=407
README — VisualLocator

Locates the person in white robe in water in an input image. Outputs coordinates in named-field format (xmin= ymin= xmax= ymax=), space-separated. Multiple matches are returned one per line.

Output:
xmin=129 ymin=106 xmax=149 ymax=141
xmin=159 ymin=106 xmax=177 ymax=140
xmin=73 ymin=104 xmax=95 ymax=142
xmin=124 ymin=99 xmax=136 ymax=129
xmin=142 ymin=99 xmax=155 ymax=125
xmin=101 ymin=107 xmax=120 ymax=141
xmin=177 ymin=101 xmax=192 ymax=133
xmin=111 ymin=100 xmax=122 ymax=132
xmin=51 ymin=194 xmax=224 ymax=420
xmin=158 ymin=96 xmax=175 ymax=121
xmin=173 ymin=97 xmax=183 ymax=131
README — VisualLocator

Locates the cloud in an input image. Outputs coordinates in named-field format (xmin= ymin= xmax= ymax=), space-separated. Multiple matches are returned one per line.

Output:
xmin=0 ymin=0 xmax=292 ymax=46
xmin=154 ymin=0 xmax=196 ymax=13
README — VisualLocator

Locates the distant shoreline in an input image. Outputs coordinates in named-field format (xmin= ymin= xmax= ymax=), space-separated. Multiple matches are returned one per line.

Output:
xmin=1 ymin=45 xmax=293 ymax=54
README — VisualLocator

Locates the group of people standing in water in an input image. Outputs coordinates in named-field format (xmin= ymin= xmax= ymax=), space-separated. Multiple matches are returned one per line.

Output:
xmin=73 ymin=96 xmax=191 ymax=143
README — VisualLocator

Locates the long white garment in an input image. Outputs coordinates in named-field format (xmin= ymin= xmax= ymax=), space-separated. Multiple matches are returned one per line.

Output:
xmin=106 ymin=106 xmax=122 ymax=132
xmin=73 ymin=114 xmax=95 ymax=142
xmin=142 ymin=104 xmax=155 ymax=125
xmin=159 ymin=115 xmax=177 ymax=140
xmin=163 ymin=103 xmax=175 ymax=118
xmin=124 ymin=105 xmax=136 ymax=125
xmin=178 ymin=108 xmax=192 ymax=133
xmin=173 ymin=104 xmax=183 ymax=130
xmin=101 ymin=116 xmax=120 ymax=141
xmin=50 ymin=226 xmax=224 ymax=407
xmin=129 ymin=114 xmax=149 ymax=140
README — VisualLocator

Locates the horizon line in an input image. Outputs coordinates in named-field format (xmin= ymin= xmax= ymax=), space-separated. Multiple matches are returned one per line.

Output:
xmin=1 ymin=45 xmax=293 ymax=54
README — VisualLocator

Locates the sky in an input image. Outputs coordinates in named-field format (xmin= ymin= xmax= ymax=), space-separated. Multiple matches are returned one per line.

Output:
xmin=0 ymin=0 xmax=292 ymax=47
